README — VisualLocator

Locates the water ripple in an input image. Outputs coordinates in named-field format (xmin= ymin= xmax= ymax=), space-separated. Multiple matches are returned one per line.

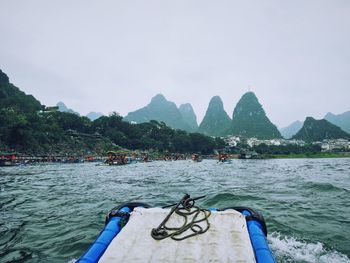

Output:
xmin=0 ymin=158 xmax=349 ymax=262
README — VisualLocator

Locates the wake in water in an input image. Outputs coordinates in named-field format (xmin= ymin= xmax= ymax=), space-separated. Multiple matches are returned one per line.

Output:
xmin=268 ymin=232 xmax=350 ymax=263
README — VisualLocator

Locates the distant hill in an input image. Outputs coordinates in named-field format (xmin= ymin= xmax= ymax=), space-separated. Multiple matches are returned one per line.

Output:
xmin=324 ymin=111 xmax=350 ymax=134
xmin=231 ymin=92 xmax=281 ymax=139
xmin=123 ymin=94 xmax=191 ymax=131
xmin=56 ymin=101 xmax=80 ymax=115
xmin=280 ymin=120 xmax=303 ymax=139
xmin=0 ymin=69 xmax=42 ymax=112
xmin=293 ymin=117 xmax=350 ymax=142
xmin=198 ymin=96 xmax=232 ymax=137
xmin=179 ymin=103 xmax=198 ymax=132
xmin=86 ymin=112 xmax=103 ymax=121
xmin=57 ymin=102 xmax=103 ymax=120
xmin=0 ymin=69 xmax=224 ymax=155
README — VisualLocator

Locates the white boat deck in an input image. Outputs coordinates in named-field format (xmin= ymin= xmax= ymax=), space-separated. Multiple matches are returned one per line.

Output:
xmin=99 ymin=207 xmax=256 ymax=263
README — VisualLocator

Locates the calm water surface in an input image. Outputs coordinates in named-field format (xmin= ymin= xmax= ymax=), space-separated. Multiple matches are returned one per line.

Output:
xmin=1 ymin=158 xmax=350 ymax=263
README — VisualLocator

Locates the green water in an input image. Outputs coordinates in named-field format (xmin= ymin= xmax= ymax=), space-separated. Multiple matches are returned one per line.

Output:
xmin=1 ymin=158 xmax=350 ymax=263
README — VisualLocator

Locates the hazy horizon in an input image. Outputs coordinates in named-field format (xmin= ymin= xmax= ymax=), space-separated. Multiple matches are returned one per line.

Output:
xmin=1 ymin=0 xmax=350 ymax=128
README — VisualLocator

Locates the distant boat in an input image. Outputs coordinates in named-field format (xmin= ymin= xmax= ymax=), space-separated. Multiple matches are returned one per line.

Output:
xmin=0 ymin=153 xmax=20 ymax=167
xmin=105 ymin=151 xmax=136 ymax=165
xmin=0 ymin=160 xmax=20 ymax=167
xmin=217 ymin=153 xmax=231 ymax=163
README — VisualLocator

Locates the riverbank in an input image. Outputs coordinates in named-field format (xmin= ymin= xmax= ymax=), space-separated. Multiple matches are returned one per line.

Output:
xmin=2 ymin=150 xmax=349 ymax=166
xmin=261 ymin=152 xmax=350 ymax=159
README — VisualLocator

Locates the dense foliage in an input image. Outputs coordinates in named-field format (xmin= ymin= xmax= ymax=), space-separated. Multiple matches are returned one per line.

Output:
xmin=231 ymin=92 xmax=282 ymax=139
xmin=252 ymin=143 xmax=322 ymax=155
xmin=0 ymin=110 xmax=224 ymax=155
xmin=0 ymin=69 xmax=42 ymax=113
xmin=93 ymin=114 xmax=224 ymax=153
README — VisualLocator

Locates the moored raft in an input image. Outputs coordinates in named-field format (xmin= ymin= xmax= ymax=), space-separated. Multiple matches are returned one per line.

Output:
xmin=77 ymin=196 xmax=276 ymax=263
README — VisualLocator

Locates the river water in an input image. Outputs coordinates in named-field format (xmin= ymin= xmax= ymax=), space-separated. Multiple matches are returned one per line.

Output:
xmin=1 ymin=158 xmax=350 ymax=263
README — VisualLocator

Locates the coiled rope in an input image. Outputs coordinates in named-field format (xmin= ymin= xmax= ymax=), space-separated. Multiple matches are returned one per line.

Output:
xmin=151 ymin=194 xmax=211 ymax=241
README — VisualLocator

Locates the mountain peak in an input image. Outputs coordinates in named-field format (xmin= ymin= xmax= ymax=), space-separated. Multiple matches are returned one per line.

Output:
xmin=210 ymin=95 xmax=223 ymax=103
xmin=324 ymin=112 xmax=335 ymax=119
xmin=293 ymin=117 xmax=350 ymax=141
xmin=198 ymin=96 xmax=231 ymax=137
xmin=150 ymin=94 xmax=167 ymax=104
xmin=305 ymin=116 xmax=315 ymax=122
xmin=86 ymin=112 xmax=103 ymax=121
xmin=179 ymin=103 xmax=198 ymax=132
xmin=56 ymin=101 xmax=80 ymax=115
xmin=179 ymin=103 xmax=193 ymax=111
xmin=57 ymin=101 xmax=68 ymax=110
xmin=324 ymin=111 xmax=350 ymax=133
xmin=0 ymin=69 xmax=10 ymax=85
xmin=208 ymin=96 xmax=225 ymax=109
xmin=124 ymin=94 xmax=191 ymax=131
xmin=231 ymin=92 xmax=281 ymax=139
xmin=241 ymin=91 xmax=258 ymax=100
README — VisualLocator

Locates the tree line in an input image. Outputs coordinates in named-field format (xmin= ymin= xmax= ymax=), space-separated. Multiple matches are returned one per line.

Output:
xmin=0 ymin=107 xmax=225 ymax=155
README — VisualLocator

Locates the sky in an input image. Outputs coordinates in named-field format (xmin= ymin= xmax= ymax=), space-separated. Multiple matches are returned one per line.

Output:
xmin=1 ymin=0 xmax=349 ymax=128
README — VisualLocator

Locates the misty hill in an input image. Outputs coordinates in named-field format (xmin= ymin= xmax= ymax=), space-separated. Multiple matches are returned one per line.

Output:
xmin=198 ymin=96 xmax=232 ymax=137
xmin=123 ymin=94 xmax=191 ymax=131
xmin=280 ymin=120 xmax=303 ymax=139
xmin=231 ymin=92 xmax=281 ymax=139
xmin=0 ymin=69 xmax=42 ymax=112
xmin=86 ymin=112 xmax=103 ymax=121
xmin=324 ymin=111 xmax=350 ymax=134
xmin=179 ymin=103 xmax=198 ymax=132
xmin=56 ymin=101 xmax=80 ymax=115
xmin=293 ymin=117 xmax=350 ymax=142
xmin=0 ymin=69 xmax=224 ymax=155
xmin=57 ymin=102 xmax=103 ymax=121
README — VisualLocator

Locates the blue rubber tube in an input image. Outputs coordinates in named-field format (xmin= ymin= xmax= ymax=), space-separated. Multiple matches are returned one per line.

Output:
xmin=77 ymin=207 xmax=131 ymax=263
xmin=242 ymin=210 xmax=276 ymax=263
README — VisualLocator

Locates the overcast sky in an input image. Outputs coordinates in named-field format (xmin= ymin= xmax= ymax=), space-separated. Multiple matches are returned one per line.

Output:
xmin=1 ymin=0 xmax=349 ymax=128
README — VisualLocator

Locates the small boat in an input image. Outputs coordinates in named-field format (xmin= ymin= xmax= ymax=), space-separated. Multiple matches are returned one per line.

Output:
xmin=0 ymin=153 xmax=20 ymax=167
xmin=192 ymin=153 xmax=202 ymax=162
xmin=77 ymin=195 xmax=275 ymax=263
xmin=105 ymin=151 xmax=136 ymax=165
xmin=0 ymin=160 xmax=20 ymax=167
xmin=217 ymin=153 xmax=232 ymax=164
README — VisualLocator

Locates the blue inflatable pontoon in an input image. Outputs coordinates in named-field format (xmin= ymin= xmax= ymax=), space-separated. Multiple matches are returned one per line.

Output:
xmin=77 ymin=200 xmax=275 ymax=263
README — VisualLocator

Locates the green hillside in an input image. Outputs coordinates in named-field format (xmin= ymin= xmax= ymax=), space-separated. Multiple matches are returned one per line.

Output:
xmin=231 ymin=92 xmax=281 ymax=139
xmin=324 ymin=111 xmax=350 ymax=133
xmin=293 ymin=117 xmax=350 ymax=142
xmin=123 ymin=94 xmax=191 ymax=131
xmin=198 ymin=96 xmax=232 ymax=137
xmin=0 ymin=69 xmax=42 ymax=113
xmin=179 ymin=103 xmax=198 ymax=132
